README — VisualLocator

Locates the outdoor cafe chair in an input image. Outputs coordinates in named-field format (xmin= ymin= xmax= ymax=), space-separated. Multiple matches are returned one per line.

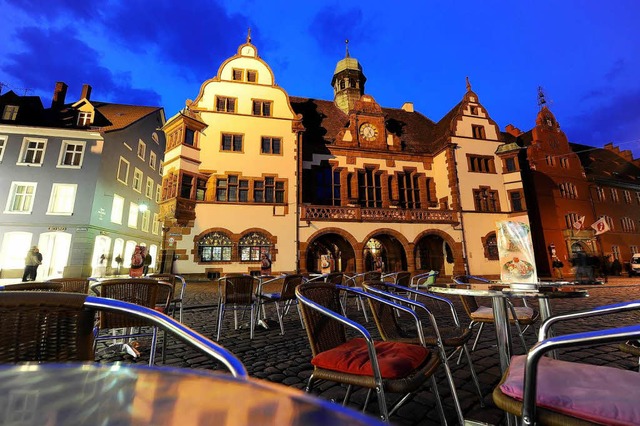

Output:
xmin=0 ymin=281 xmax=63 ymax=291
xmin=44 ymin=277 xmax=90 ymax=293
xmin=453 ymin=275 xmax=539 ymax=352
xmin=148 ymin=273 xmax=188 ymax=322
xmin=341 ymin=271 xmax=382 ymax=322
xmin=90 ymin=278 xmax=174 ymax=366
xmin=363 ymin=281 xmax=484 ymax=424
xmin=0 ymin=291 xmax=247 ymax=378
xmin=620 ymin=340 xmax=640 ymax=371
xmin=215 ymin=274 xmax=261 ymax=341
xmin=295 ymin=282 xmax=446 ymax=423
xmin=256 ymin=274 xmax=305 ymax=335
xmin=492 ymin=300 xmax=640 ymax=425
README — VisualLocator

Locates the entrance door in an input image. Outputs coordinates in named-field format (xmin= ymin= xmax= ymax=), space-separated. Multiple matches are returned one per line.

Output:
xmin=37 ymin=232 xmax=72 ymax=280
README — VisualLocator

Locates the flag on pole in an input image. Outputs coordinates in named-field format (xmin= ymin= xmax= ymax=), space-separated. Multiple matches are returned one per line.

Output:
xmin=591 ymin=217 xmax=611 ymax=235
xmin=573 ymin=215 xmax=585 ymax=230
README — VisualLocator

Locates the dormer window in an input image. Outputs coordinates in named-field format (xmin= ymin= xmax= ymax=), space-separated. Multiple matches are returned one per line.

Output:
xmin=77 ymin=111 xmax=92 ymax=127
xmin=232 ymin=69 xmax=243 ymax=81
xmin=2 ymin=105 xmax=19 ymax=121
xmin=247 ymin=70 xmax=257 ymax=82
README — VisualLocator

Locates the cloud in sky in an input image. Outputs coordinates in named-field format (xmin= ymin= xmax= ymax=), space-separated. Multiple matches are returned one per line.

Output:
xmin=308 ymin=7 xmax=374 ymax=57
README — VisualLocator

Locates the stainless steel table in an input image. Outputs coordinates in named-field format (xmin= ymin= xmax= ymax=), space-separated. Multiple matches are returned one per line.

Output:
xmin=0 ymin=363 xmax=384 ymax=425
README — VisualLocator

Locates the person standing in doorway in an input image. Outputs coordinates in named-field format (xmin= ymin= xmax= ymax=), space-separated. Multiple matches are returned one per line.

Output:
xmin=143 ymin=251 xmax=152 ymax=276
xmin=374 ymin=256 xmax=384 ymax=273
xmin=22 ymin=246 xmax=42 ymax=281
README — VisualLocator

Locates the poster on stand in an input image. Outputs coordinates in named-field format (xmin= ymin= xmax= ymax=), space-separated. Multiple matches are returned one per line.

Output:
xmin=496 ymin=221 xmax=538 ymax=284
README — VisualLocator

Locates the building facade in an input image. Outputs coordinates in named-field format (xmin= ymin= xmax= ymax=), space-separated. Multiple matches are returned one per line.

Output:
xmin=159 ymin=37 xmax=529 ymax=279
xmin=0 ymin=83 xmax=165 ymax=279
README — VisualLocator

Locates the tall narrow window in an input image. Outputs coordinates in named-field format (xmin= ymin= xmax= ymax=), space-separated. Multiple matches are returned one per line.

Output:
xmin=117 ymin=158 xmax=130 ymax=184
xmin=332 ymin=170 xmax=341 ymax=206
xmin=111 ymin=194 xmax=124 ymax=224
xmin=610 ymin=188 xmax=619 ymax=202
xmin=216 ymin=175 xmax=239 ymax=202
xmin=471 ymin=125 xmax=486 ymax=139
xmin=137 ymin=140 xmax=146 ymax=160
xmin=509 ymin=191 xmax=524 ymax=212
xmin=58 ymin=141 xmax=85 ymax=167
xmin=128 ymin=202 xmax=139 ymax=228
xmin=141 ymin=210 xmax=150 ymax=232
xmin=133 ymin=169 xmax=143 ymax=192
xmin=398 ymin=172 xmax=421 ymax=208
xmin=357 ymin=168 xmax=382 ymax=208
xmin=184 ymin=129 xmax=195 ymax=146
xmin=196 ymin=178 xmax=207 ymax=201
xmin=152 ymin=213 xmax=160 ymax=235
xmin=149 ymin=151 xmax=157 ymax=170
xmin=0 ymin=135 xmax=7 ymax=162
xmin=473 ymin=187 xmax=499 ymax=212
xmin=595 ymin=186 xmax=606 ymax=202
xmin=5 ymin=182 xmax=36 ymax=213
xmin=180 ymin=174 xmax=193 ymax=199
xmin=145 ymin=177 xmax=154 ymax=199
xmin=47 ymin=183 xmax=77 ymax=215
xmin=623 ymin=190 xmax=632 ymax=204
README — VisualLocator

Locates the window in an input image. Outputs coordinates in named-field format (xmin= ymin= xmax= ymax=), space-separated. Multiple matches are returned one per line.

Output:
xmin=504 ymin=157 xmax=517 ymax=173
xmin=473 ymin=187 xmax=499 ymax=212
xmin=612 ymin=245 xmax=621 ymax=261
xmin=18 ymin=138 xmax=46 ymax=165
xmin=631 ymin=246 xmax=639 ymax=255
xmin=155 ymin=184 xmax=161 ymax=203
xmin=216 ymin=176 xmax=235 ymax=202
xmin=357 ymin=168 xmax=382 ymax=208
xmin=117 ymin=157 xmax=130 ymax=184
xmin=560 ymin=157 xmax=570 ymax=168
xmin=128 ymin=202 xmax=139 ymax=228
xmin=398 ymin=172 xmax=421 ymax=208
xmin=152 ymin=213 xmax=160 ymax=235
xmin=247 ymin=70 xmax=257 ymax=82
xmin=0 ymin=231 xmax=32 ymax=269
xmin=621 ymin=217 xmax=636 ymax=233
xmin=198 ymin=231 xmax=232 ymax=261
xmin=470 ymin=106 xmax=478 ymax=115
xmin=545 ymin=155 xmax=555 ymax=166
xmin=5 ymin=182 xmax=36 ymax=213
xmin=184 ymin=128 xmax=195 ymax=146
xmin=252 ymin=100 xmax=272 ymax=117
xmin=145 ymin=177 xmax=154 ymax=199
xmin=133 ymin=168 xmax=143 ymax=192
xmin=313 ymin=166 xmax=340 ymax=206
xmin=254 ymin=177 xmax=284 ymax=203
xmin=559 ymin=182 xmax=578 ymax=199
xmin=564 ymin=213 xmax=581 ymax=229
xmin=180 ymin=174 xmax=193 ymax=198
xmin=468 ymin=155 xmax=495 ymax=173
xmin=261 ymin=137 xmax=281 ymax=154
xmin=2 ymin=105 xmax=19 ymax=120
xmin=471 ymin=125 xmax=486 ymax=139
xmin=221 ymin=134 xmax=243 ymax=152
xmin=509 ymin=190 xmax=525 ymax=212
xmin=232 ymin=69 xmax=243 ymax=81
xmin=0 ymin=135 xmax=7 ymax=162
xmin=595 ymin=186 xmax=606 ymax=202
xmin=58 ymin=140 xmax=85 ymax=167
xmin=610 ymin=188 xmax=619 ymax=203
xmin=483 ymin=232 xmax=499 ymax=260
xmin=239 ymin=232 xmax=271 ymax=261
xmin=77 ymin=111 xmax=92 ymax=127
xmin=196 ymin=178 xmax=207 ymax=201
xmin=603 ymin=215 xmax=615 ymax=231
xmin=47 ymin=183 xmax=77 ymax=215
xmin=141 ymin=210 xmax=150 ymax=232
xmin=216 ymin=96 xmax=236 ymax=113
xmin=149 ymin=152 xmax=157 ymax=170
xmin=111 ymin=194 xmax=124 ymax=224
xmin=623 ymin=190 xmax=632 ymax=204
xmin=137 ymin=140 xmax=146 ymax=160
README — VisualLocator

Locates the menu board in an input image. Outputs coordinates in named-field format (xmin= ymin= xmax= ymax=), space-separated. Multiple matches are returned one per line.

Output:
xmin=496 ymin=221 xmax=538 ymax=284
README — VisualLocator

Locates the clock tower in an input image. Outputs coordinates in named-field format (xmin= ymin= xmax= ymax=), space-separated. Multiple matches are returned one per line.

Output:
xmin=331 ymin=40 xmax=366 ymax=115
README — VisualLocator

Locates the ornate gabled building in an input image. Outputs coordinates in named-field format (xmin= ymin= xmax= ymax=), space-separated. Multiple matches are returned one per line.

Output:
xmin=159 ymin=35 xmax=530 ymax=278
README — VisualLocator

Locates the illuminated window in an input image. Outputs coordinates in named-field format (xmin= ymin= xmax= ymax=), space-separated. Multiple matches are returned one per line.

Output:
xmin=2 ymin=105 xmax=19 ymax=120
xmin=141 ymin=210 xmax=150 ymax=232
xmin=77 ymin=111 xmax=92 ymax=127
xmin=5 ymin=182 xmax=36 ymax=213
xmin=145 ymin=177 xmax=154 ymax=199
xmin=152 ymin=213 xmax=160 ymax=235
xmin=0 ymin=135 xmax=7 ymax=162
xmin=137 ymin=140 xmax=146 ymax=160
xmin=128 ymin=202 xmax=139 ymax=228
xmin=610 ymin=188 xmax=619 ymax=202
xmin=198 ymin=231 xmax=232 ymax=261
xmin=239 ymin=232 xmax=271 ymax=261
xmin=133 ymin=168 xmax=143 ymax=192
xmin=47 ymin=183 xmax=77 ymax=215
xmin=110 ymin=194 xmax=124 ymax=224
xmin=623 ymin=190 xmax=632 ymax=204
xmin=117 ymin=158 xmax=130 ymax=184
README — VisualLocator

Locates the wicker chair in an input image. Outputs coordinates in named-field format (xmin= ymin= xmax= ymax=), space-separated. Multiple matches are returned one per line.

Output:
xmin=0 ymin=291 xmax=247 ymax=377
xmin=215 ymin=275 xmax=260 ymax=340
xmin=147 ymin=273 xmax=187 ymax=321
xmin=296 ymin=282 xmax=445 ymax=423
xmin=620 ymin=340 xmax=640 ymax=371
xmin=0 ymin=282 xmax=63 ymax=291
xmin=90 ymin=278 xmax=173 ymax=366
xmin=45 ymin=277 xmax=90 ymax=293
xmin=256 ymin=274 xmax=305 ymax=335
xmin=363 ymin=281 xmax=484 ymax=424
xmin=453 ymin=275 xmax=539 ymax=352
xmin=493 ymin=300 xmax=640 ymax=425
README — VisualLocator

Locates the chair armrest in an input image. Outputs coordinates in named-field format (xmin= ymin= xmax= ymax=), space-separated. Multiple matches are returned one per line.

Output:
xmin=85 ymin=295 xmax=247 ymax=378
xmin=539 ymin=299 xmax=640 ymax=340
xmin=521 ymin=323 xmax=640 ymax=425
xmin=173 ymin=275 xmax=187 ymax=300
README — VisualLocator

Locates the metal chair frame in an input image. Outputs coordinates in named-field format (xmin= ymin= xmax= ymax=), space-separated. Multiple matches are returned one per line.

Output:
xmin=147 ymin=273 xmax=188 ymax=322
xmin=215 ymin=275 xmax=261 ymax=340
xmin=256 ymin=274 xmax=305 ymax=334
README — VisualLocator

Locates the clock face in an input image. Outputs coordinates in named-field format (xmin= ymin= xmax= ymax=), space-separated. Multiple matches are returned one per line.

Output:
xmin=359 ymin=123 xmax=378 ymax=141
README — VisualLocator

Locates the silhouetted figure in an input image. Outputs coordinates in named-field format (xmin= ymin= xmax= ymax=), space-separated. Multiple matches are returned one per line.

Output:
xmin=612 ymin=258 xmax=622 ymax=276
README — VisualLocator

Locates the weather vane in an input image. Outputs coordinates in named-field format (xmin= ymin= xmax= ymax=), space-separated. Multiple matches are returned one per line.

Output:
xmin=345 ymin=39 xmax=350 ymax=58
xmin=247 ymin=28 xmax=251 ymax=44
xmin=537 ymin=86 xmax=547 ymax=108
xmin=466 ymin=76 xmax=472 ymax=92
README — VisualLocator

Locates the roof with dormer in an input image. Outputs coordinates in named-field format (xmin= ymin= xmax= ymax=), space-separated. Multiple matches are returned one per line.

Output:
xmin=570 ymin=142 xmax=640 ymax=187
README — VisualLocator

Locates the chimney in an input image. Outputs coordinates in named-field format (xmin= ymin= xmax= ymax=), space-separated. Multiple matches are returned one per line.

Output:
xmin=401 ymin=102 xmax=414 ymax=112
xmin=81 ymin=84 xmax=92 ymax=100
xmin=51 ymin=81 xmax=68 ymax=108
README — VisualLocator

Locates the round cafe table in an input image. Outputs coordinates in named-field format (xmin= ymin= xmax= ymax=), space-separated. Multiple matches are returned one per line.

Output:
xmin=0 ymin=363 xmax=383 ymax=426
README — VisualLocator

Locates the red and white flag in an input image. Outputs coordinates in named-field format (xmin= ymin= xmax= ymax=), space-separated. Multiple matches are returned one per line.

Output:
xmin=591 ymin=217 xmax=611 ymax=235
xmin=573 ymin=215 xmax=585 ymax=230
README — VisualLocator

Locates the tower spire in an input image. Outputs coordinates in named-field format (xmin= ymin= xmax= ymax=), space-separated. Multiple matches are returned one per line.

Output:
xmin=246 ymin=28 xmax=252 ymax=44
xmin=537 ymin=86 xmax=547 ymax=109
xmin=466 ymin=76 xmax=472 ymax=92
xmin=345 ymin=39 xmax=350 ymax=58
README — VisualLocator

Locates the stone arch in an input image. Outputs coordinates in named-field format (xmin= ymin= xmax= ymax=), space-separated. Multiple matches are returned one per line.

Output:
xmin=302 ymin=228 xmax=358 ymax=274
xmin=362 ymin=228 xmax=411 ymax=273
xmin=413 ymin=229 xmax=463 ymax=277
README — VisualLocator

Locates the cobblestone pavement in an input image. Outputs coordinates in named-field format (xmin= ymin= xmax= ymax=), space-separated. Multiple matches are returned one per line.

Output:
xmin=98 ymin=277 xmax=640 ymax=425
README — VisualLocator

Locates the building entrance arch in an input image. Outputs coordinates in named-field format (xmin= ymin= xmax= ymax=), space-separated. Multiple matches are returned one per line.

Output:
xmin=415 ymin=234 xmax=447 ymax=274
xmin=363 ymin=234 xmax=407 ymax=273
xmin=305 ymin=233 xmax=355 ymax=274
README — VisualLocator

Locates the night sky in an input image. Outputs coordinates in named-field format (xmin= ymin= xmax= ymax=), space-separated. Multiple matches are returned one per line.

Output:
xmin=1 ymin=0 xmax=638 ymax=158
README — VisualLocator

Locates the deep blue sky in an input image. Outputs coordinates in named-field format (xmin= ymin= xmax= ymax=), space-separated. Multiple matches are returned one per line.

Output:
xmin=1 ymin=0 xmax=638 ymax=158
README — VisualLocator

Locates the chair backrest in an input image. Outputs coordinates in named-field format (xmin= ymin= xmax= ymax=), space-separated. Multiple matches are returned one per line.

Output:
xmin=324 ymin=272 xmax=344 ymax=285
xmin=0 ymin=292 xmax=95 ymax=362
xmin=279 ymin=274 xmax=305 ymax=301
xmin=459 ymin=295 xmax=480 ymax=317
xmin=393 ymin=271 xmax=411 ymax=287
xmin=424 ymin=271 xmax=438 ymax=285
xmin=362 ymin=282 xmax=408 ymax=342
xmin=2 ymin=282 xmax=63 ymax=292
xmin=92 ymin=279 xmax=173 ymax=329
xmin=45 ymin=278 xmax=90 ymax=293
xmin=220 ymin=275 xmax=259 ymax=305
xmin=296 ymin=282 xmax=348 ymax=356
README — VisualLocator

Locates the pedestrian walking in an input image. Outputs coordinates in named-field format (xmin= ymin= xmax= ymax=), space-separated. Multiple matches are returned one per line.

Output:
xmin=143 ymin=252 xmax=152 ymax=276
xmin=22 ymin=246 xmax=42 ymax=281
xmin=552 ymin=256 xmax=564 ymax=280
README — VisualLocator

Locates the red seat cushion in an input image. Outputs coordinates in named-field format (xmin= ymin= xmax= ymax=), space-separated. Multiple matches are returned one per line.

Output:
xmin=311 ymin=337 xmax=430 ymax=379
xmin=501 ymin=355 xmax=640 ymax=425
